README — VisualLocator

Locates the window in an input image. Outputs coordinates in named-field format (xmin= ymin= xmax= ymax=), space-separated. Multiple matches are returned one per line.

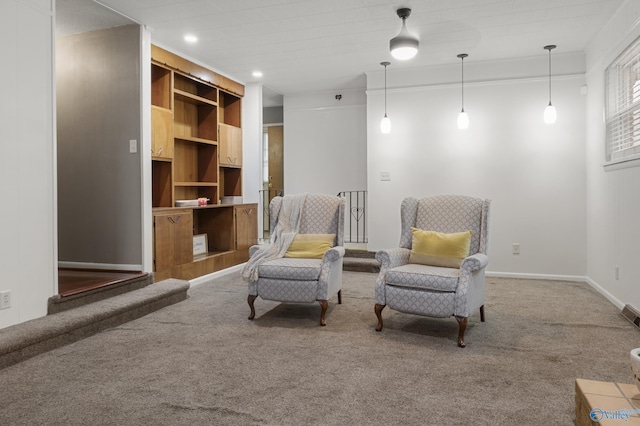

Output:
xmin=605 ymin=35 xmax=640 ymax=164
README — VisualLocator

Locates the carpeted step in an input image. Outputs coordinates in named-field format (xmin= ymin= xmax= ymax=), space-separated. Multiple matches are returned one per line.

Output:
xmin=343 ymin=257 xmax=380 ymax=274
xmin=48 ymin=273 xmax=153 ymax=314
xmin=343 ymin=249 xmax=380 ymax=273
xmin=344 ymin=249 xmax=376 ymax=259
xmin=0 ymin=279 xmax=189 ymax=370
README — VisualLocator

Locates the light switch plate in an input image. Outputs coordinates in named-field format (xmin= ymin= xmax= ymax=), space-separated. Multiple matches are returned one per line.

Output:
xmin=0 ymin=291 xmax=10 ymax=310
xmin=129 ymin=139 xmax=137 ymax=153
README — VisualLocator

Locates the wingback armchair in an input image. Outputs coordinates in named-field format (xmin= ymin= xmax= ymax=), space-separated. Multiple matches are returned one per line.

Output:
xmin=247 ymin=194 xmax=345 ymax=326
xmin=374 ymin=195 xmax=490 ymax=347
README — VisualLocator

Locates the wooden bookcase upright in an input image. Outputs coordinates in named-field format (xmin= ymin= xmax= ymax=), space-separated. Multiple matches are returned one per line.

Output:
xmin=150 ymin=45 xmax=256 ymax=282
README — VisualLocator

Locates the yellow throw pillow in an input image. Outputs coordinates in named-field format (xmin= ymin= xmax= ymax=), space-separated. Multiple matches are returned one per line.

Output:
xmin=409 ymin=228 xmax=472 ymax=268
xmin=284 ymin=234 xmax=335 ymax=259
xmin=291 ymin=233 xmax=335 ymax=244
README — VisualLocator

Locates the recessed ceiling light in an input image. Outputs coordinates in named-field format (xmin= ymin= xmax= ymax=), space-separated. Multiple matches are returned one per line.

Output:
xmin=252 ymin=71 xmax=263 ymax=78
xmin=184 ymin=34 xmax=198 ymax=43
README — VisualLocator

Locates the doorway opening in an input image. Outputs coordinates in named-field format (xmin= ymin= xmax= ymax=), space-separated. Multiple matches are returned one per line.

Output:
xmin=260 ymin=125 xmax=284 ymax=241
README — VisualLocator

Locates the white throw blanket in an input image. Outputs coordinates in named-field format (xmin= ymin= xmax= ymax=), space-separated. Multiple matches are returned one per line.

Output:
xmin=241 ymin=193 xmax=307 ymax=282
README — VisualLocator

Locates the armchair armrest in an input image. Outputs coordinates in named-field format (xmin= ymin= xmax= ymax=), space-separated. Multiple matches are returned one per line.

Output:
xmin=322 ymin=246 xmax=345 ymax=262
xmin=375 ymin=247 xmax=411 ymax=270
xmin=460 ymin=253 xmax=488 ymax=272
xmin=317 ymin=246 xmax=345 ymax=301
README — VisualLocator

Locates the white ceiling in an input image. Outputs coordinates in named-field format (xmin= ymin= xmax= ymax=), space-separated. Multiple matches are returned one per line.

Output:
xmin=59 ymin=0 xmax=625 ymax=100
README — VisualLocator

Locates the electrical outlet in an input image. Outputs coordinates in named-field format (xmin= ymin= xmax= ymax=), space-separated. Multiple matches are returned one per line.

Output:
xmin=0 ymin=291 xmax=10 ymax=310
xmin=380 ymin=171 xmax=391 ymax=181
xmin=512 ymin=243 xmax=520 ymax=255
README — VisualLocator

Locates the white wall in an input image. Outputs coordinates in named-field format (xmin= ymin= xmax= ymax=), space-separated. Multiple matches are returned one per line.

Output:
xmin=0 ymin=0 xmax=56 ymax=329
xmin=242 ymin=83 xmax=262 ymax=205
xmin=366 ymin=54 xmax=587 ymax=278
xmin=57 ymin=25 xmax=142 ymax=268
xmin=585 ymin=0 xmax=640 ymax=310
xmin=283 ymin=89 xmax=367 ymax=196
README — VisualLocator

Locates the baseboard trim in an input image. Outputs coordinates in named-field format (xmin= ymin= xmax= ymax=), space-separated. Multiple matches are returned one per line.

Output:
xmin=189 ymin=263 xmax=245 ymax=288
xmin=188 ymin=266 xmax=628 ymax=312
xmin=487 ymin=271 xmax=625 ymax=310
xmin=58 ymin=261 xmax=143 ymax=271
xmin=486 ymin=271 xmax=587 ymax=282
xmin=584 ymin=277 xmax=625 ymax=310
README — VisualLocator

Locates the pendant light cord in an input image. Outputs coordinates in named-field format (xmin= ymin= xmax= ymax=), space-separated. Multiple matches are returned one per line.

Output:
xmin=381 ymin=62 xmax=390 ymax=116
xmin=548 ymin=48 xmax=552 ymax=104
xmin=461 ymin=56 xmax=465 ymax=111
xmin=379 ymin=61 xmax=391 ymax=133
xmin=544 ymin=45 xmax=556 ymax=104
xmin=457 ymin=53 xmax=468 ymax=112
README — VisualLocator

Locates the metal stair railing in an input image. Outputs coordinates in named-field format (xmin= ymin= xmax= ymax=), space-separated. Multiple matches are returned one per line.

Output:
xmin=337 ymin=190 xmax=367 ymax=244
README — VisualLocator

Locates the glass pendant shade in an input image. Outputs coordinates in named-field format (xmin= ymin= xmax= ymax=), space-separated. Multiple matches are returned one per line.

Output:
xmin=380 ymin=114 xmax=391 ymax=133
xmin=390 ymin=23 xmax=418 ymax=60
xmin=544 ymin=102 xmax=557 ymax=124
xmin=457 ymin=110 xmax=469 ymax=130
xmin=390 ymin=8 xmax=418 ymax=60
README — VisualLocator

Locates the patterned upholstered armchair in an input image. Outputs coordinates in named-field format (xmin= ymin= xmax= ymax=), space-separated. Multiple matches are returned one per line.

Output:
xmin=247 ymin=194 xmax=345 ymax=326
xmin=374 ymin=195 xmax=490 ymax=347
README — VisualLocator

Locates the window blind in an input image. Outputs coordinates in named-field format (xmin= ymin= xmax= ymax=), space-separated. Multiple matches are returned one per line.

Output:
xmin=605 ymin=35 xmax=640 ymax=163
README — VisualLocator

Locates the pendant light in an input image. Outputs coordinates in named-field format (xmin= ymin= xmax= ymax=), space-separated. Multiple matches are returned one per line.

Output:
xmin=457 ymin=53 xmax=469 ymax=130
xmin=390 ymin=8 xmax=419 ymax=60
xmin=543 ymin=44 xmax=557 ymax=124
xmin=380 ymin=61 xmax=391 ymax=134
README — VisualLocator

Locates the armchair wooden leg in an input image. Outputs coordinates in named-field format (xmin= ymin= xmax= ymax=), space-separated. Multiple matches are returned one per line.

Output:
xmin=455 ymin=316 xmax=468 ymax=348
xmin=480 ymin=305 xmax=485 ymax=322
xmin=374 ymin=304 xmax=386 ymax=332
xmin=318 ymin=300 xmax=328 ymax=326
xmin=247 ymin=295 xmax=256 ymax=320
xmin=338 ymin=290 xmax=342 ymax=304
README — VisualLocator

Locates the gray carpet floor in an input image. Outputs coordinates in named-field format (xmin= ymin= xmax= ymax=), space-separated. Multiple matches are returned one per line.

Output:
xmin=0 ymin=271 xmax=638 ymax=425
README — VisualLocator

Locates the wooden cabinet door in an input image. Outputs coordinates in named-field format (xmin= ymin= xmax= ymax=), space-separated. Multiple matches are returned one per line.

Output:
xmin=151 ymin=106 xmax=174 ymax=159
xmin=219 ymin=123 xmax=242 ymax=167
xmin=235 ymin=205 xmax=257 ymax=251
xmin=153 ymin=210 xmax=193 ymax=271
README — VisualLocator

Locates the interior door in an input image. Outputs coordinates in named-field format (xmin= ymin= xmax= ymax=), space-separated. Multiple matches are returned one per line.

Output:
xmin=261 ymin=125 xmax=284 ymax=241
xmin=267 ymin=125 xmax=284 ymax=195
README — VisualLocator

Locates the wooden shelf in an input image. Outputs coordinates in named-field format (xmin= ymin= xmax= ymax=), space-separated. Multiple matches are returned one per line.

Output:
xmin=151 ymin=64 xmax=172 ymax=109
xmin=174 ymin=99 xmax=217 ymax=141
xmin=174 ymin=135 xmax=217 ymax=146
xmin=174 ymin=182 xmax=218 ymax=187
xmin=219 ymin=90 xmax=241 ymax=127
xmin=193 ymin=249 xmax=234 ymax=262
xmin=174 ymin=89 xmax=218 ymax=106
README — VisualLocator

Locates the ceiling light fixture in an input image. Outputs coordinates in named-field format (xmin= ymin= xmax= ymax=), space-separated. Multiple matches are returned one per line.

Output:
xmin=252 ymin=70 xmax=263 ymax=78
xmin=390 ymin=8 xmax=419 ymax=60
xmin=380 ymin=61 xmax=391 ymax=134
xmin=543 ymin=44 xmax=557 ymax=124
xmin=457 ymin=53 xmax=469 ymax=130
xmin=184 ymin=34 xmax=198 ymax=43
